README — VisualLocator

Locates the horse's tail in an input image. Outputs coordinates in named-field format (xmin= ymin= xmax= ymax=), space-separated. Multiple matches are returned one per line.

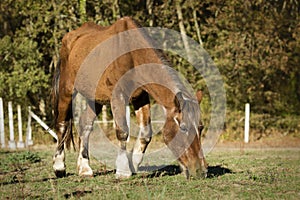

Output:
xmin=52 ymin=58 xmax=61 ymax=127
xmin=63 ymin=118 xmax=74 ymax=150
xmin=52 ymin=58 xmax=75 ymax=150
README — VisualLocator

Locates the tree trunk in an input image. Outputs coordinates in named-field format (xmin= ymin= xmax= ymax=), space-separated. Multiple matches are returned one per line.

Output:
xmin=147 ymin=0 xmax=154 ymax=26
xmin=112 ymin=0 xmax=121 ymax=20
xmin=79 ymin=0 xmax=87 ymax=23
xmin=176 ymin=1 xmax=193 ymax=63
xmin=51 ymin=0 xmax=59 ymax=71
xmin=192 ymin=7 xmax=203 ymax=46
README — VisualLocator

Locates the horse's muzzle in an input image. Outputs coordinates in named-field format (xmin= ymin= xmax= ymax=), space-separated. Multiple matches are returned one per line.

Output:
xmin=189 ymin=167 xmax=207 ymax=179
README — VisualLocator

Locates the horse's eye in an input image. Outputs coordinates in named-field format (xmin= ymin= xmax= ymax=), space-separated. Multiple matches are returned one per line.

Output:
xmin=180 ymin=123 xmax=188 ymax=132
xmin=198 ymin=125 xmax=204 ymax=132
xmin=198 ymin=125 xmax=204 ymax=136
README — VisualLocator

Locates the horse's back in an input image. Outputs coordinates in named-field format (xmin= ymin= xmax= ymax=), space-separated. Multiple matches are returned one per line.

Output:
xmin=60 ymin=17 xmax=141 ymax=71
xmin=58 ymin=17 xmax=143 ymax=102
xmin=61 ymin=17 xmax=138 ymax=63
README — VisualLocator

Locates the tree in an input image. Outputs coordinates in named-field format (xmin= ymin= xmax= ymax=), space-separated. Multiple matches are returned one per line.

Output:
xmin=198 ymin=0 xmax=300 ymax=114
xmin=0 ymin=0 xmax=299 ymax=119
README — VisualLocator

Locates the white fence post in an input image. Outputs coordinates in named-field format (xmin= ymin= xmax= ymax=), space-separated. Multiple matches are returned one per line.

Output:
xmin=29 ymin=110 xmax=58 ymax=141
xmin=0 ymin=98 xmax=5 ymax=148
xmin=102 ymin=105 xmax=108 ymax=127
xmin=26 ymin=106 xmax=33 ymax=146
xmin=126 ymin=105 xmax=130 ymax=142
xmin=244 ymin=103 xmax=250 ymax=143
xmin=17 ymin=105 xmax=25 ymax=148
xmin=8 ymin=101 xmax=16 ymax=149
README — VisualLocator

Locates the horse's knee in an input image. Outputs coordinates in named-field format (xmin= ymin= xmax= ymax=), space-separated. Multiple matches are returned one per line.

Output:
xmin=141 ymin=137 xmax=151 ymax=144
xmin=116 ymin=129 xmax=129 ymax=141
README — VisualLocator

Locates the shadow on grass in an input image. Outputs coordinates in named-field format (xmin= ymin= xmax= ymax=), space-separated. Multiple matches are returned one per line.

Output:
xmin=207 ymin=165 xmax=233 ymax=178
xmin=138 ymin=164 xmax=232 ymax=178
xmin=1 ymin=165 xmax=232 ymax=186
xmin=141 ymin=165 xmax=182 ymax=178
xmin=94 ymin=169 xmax=115 ymax=177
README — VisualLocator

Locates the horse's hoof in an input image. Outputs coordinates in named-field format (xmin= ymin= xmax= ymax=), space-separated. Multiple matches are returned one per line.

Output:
xmin=78 ymin=170 xmax=93 ymax=177
xmin=131 ymin=153 xmax=144 ymax=173
xmin=53 ymin=153 xmax=66 ymax=178
xmin=54 ymin=170 xmax=66 ymax=178
xmin=115 ymin=170 xmax=132 ymax=179
xmin=77 ymin=157 xmax=94 ymax=177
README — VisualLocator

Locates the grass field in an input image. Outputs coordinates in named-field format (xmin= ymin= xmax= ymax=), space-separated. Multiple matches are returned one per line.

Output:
xmin=1 ymin=147 xmax=300 ymax=199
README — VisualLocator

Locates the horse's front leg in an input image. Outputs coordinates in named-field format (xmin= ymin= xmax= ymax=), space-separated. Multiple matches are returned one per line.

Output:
xmin=132 ymin=104 xmax=152 ymax=173
xmin=77 ymin=102 xmax=102 ymax=177
xmin=113 ymin=98 xmax=133 ymax=178
xmin=112 ymin=91 xmax=132 ymax=178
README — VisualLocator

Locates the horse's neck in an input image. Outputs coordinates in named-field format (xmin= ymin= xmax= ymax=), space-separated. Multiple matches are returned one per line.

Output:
xmin=131 ymin=48 xmax=164 ymax=67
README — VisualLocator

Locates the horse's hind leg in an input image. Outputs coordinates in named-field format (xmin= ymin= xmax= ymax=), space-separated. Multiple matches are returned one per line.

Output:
xmin=77 ymin=101 xmax=102 ymax=177
xmin=53 ymin=93 xmax=72 ymax=177
xmin=131 ymin=93 xmax=152 ymax=173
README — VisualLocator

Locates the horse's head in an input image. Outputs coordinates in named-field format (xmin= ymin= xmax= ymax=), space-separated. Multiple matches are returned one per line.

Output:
xmin=163 ymin=91 xmax=207 ymax=179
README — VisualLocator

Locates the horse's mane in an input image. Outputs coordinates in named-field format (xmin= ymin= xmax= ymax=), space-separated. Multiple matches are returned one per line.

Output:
xmin=129 ymin=19 xmax=195 ymax=101
xmin=128 ymin=19 xmax=200 ymax=125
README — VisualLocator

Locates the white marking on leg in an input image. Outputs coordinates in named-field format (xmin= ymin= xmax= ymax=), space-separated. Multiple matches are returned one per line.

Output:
xmin=132 ymin=106 xmax=152 ymax=172
xmin=131 ymin=152 xmax=144 ymax=173
xmin=132 ymin=127 xmax=148 ymax=172
xmin=53 ymin=151 xmax=65 ymax=172
xmin=77 ymin=155 xmax=93 ymax=177
xmin=77 ymin=138 xmax=93 ymax=177
xmin=115 ymin=149 xmax=132 ymax=178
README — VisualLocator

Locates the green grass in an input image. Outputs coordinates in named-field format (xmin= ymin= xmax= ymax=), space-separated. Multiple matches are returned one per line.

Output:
xmin=0 ymin=148 xmax=300 ymax=199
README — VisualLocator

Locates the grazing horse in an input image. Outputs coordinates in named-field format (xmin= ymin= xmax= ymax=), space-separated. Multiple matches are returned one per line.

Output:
xmin=52 ymin=17 xmax=207 ymax=179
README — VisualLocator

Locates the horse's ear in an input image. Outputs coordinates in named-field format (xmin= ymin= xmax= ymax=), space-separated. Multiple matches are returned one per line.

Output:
xmin=196 ymin=90 xmax=202 ymax=103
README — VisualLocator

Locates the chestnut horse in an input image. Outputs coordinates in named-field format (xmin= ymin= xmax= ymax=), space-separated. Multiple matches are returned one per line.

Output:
xmin=52 ymin=17 xmax=207 ymax=179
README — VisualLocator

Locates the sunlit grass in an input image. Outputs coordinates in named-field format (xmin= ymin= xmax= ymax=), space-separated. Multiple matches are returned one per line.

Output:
xmin=0 ymin=148 xmax=299 ymax=199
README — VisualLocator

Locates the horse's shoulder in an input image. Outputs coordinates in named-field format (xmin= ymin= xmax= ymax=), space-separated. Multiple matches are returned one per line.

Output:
xmin=112 ymin=17 xmax=140 ymax=32
xmin=80 ymin=22 xmax=105 ymax=31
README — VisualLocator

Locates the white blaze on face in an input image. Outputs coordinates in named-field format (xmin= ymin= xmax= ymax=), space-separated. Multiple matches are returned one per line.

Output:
xmin=194 ymin=122 xmax=200 ymax=138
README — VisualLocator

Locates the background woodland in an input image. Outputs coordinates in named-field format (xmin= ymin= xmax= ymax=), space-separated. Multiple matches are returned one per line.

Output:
xmin=0 ymin=0 xmax=299 ymax=139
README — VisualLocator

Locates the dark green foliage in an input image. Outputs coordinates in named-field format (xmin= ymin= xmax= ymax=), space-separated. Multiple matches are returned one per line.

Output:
xmin=0 ymin=0 xmax=299 ymax=129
